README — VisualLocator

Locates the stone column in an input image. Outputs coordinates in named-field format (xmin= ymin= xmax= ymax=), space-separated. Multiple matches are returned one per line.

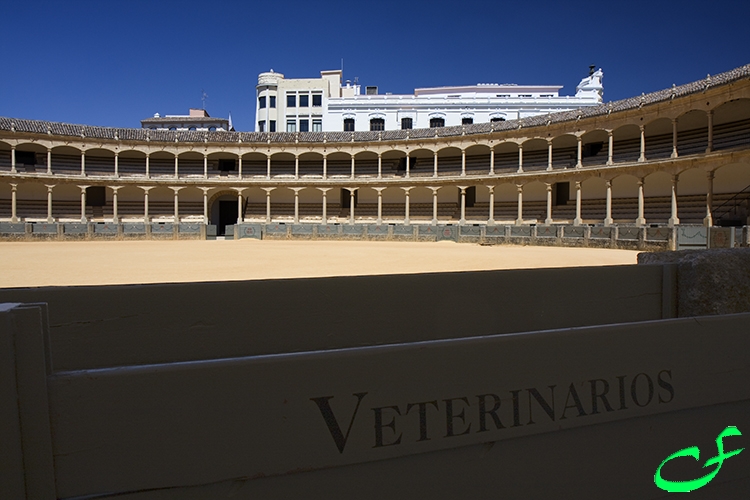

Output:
xmin=142 ymin=187 xmax=152 ymax=223
xmin=487 ymin=185 xmax=495 ymax=225
xmin=489 ymin=147 xmax=495 ymax=175
xmin=145 ymin=154 xmax=150 ymax=178
xmin=236 ymin=188 xmax=244 ymax=224
xmin=294 ymin=154 xmax=299 ymax=179
xmin=10 ymin=183 xmax=18 ymax=222
xmin=402 ymin=187 xmax=412 ymax=225
xmin=430 ymin=187 xmax=439 ymax=225
xmin=111 ymin=186 xmax=120 ymax=223
xmin=319 ymin=188 xmax=330 ymax=224
xmin=292 ymin=188 xmax=301 ymax=224
xmin=461 ymin=149 xmax=466 ymax=177
xmin=350 ymin=156 xmax=355 ymax=179
xmin=377 ymin=153 xmax=382 ymax=179
xmin=545 ymin=183 xmax=553 ymax=225
xmin=114 ymin=153 xmax=119 ymax=178
xmin=459 ymin=186 xmax=467 ymax=225
xmin=375 ymin=187 xmax=384 ymax=224
xmin=81 ymin=151 xmax=86 ymax=176
xmin=607 ymin=131 xmax=614 ymax=165
xmin=79 ymin=186 xmax=88 ymax=223
xmin=348 ymin=188 xmax=357 ymax=224
xmin=171 ymin=187 xmax=181 ymax=224
xmin=517 ymin=145 xmax=523 ymax=173
xmin=576 ymin=136 xmax=583 ymax=168
xmin=704 ymin=170 xmax=714 ymax=226
xmin=547 ymin=140 xmax=553 ymax=171
xmin=201 ymin=187 xmax=209 ymax=224
xmin=262 ymin=187 xmax=274 ymax=223
xmin=706 ymin=110 xmax=714 ymax=153
xmin=604 ymin=180 xmax=613 ymax=226
xmin=671 ymin=118 xmax=678 ymax=158
xmin=322 ymin=155 xmax=327 ymax=179
xmin=405 ymin=153 xmax=410 ymax=178
xmin=573 ymin=181 xmax=583 ymax=226
xmin=636 ymin=178 xmax=646 ymax=226
xmin=203 ymin=154 xmax=208 ymax=179
xmin=515 ymin=184 xmax=523 ymax=225
xmin=46 ymin=185 xmax=55 ymax=222
xmin=10 ymin=146 xmax=16 ymax=174
xmin=433 ymin=151 xmax=438 ymax=178
xmin=639 ymin=125 xmax=646 ymax=162
xmin=47 ymin=148 xmax=52 ymax=175
xmin=238 ymin=156 xmax=243 ymax=178
xmin=668 ymin=174 xmax=680 ymax=227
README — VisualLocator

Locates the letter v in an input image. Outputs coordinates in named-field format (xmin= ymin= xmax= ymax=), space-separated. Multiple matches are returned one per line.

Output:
xmin=310 ymin=392 xmax=368 ymax=454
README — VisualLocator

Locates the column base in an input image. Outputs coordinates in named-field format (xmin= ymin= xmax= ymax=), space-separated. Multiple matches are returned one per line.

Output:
xmin=573 ymin=218 xmax=583 ymax=226
xmin=545 ymin=218 xmax=553 ymax=225
xmin=703 ymin=216 xmax=713 ymax=227
xmin=459 ymin=219 xmax=465 ymax=225
xmin=515 ymin=218 xmax=523 ymax=226
xmin=603 ymin=218 xmax=613 ymax=227
xmin=636 ymin=217 xmax=646 ymax=226
xmin=668 ymin=217 xmax=680 ymax=227
xmin=487 ymin=219 xmax=495 ymax=226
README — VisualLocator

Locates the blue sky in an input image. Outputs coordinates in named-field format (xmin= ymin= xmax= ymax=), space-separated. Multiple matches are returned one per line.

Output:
xmin=2 ymin=0 xmax=748 ymax=131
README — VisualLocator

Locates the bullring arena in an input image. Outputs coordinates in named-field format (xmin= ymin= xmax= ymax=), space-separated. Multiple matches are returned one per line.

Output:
xmin=1 ymin=64 xmax=749 ymax=255
xmin=2 ymin=65 xmax=750 ymax=500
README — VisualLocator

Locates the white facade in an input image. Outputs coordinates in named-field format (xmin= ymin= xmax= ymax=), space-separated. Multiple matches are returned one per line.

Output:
xmin=255 ymin=69 xmax=604 ymax=133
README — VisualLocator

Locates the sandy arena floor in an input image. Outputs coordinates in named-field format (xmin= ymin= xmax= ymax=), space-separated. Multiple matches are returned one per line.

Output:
xmin=0 ymin=240 xmax=640 ymax=288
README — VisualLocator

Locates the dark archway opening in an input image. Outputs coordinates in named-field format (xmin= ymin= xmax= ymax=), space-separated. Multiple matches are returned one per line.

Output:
xmin=218 ymin=200 xmax=238 ymax=236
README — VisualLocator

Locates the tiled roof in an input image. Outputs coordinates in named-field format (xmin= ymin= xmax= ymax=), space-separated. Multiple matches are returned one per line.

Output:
xmin=1 ymin=64 xmax=748 ymax=145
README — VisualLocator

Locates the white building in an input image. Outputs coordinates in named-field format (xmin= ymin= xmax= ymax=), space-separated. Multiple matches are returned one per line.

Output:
xmin=141 ymin=108 xmax=232 ymax=132
xmin=255 ymin=68 xmax=604 ymax=133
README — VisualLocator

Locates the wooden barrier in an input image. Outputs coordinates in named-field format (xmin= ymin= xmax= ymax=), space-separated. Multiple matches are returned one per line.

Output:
xmin=1 ymin=264 xmax=749 ymax=498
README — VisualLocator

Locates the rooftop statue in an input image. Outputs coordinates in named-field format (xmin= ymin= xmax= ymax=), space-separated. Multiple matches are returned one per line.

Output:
xmin=575 ymin=68 xmax=604 ymax=101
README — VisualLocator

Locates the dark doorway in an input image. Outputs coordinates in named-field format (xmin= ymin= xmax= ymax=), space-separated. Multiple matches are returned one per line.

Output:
xmin=86 ymin=186 xmax=106 ymax=206
xmin=466 ymin=186 xmax=476 ymax=207
xmin=554 ymin=182 xmax=570 ymax=206
xmin=218 ymin=200 xmax=237 ymax=236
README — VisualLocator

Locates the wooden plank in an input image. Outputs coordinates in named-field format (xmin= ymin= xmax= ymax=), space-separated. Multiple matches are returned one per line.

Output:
xmin=0 ymin=265 xmax=666 ymax=371
xmin=0 ymin=303 xmax=56 ymax=499
xmin=48 ymin=312 xmax=750 ymax=498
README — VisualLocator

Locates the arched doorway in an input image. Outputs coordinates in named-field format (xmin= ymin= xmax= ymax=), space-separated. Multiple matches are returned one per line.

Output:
xmin=209 ymin=190 xmax=239 ymax=236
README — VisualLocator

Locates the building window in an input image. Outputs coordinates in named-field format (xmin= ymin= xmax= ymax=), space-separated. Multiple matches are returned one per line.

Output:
xmin=299 ymin=94 xmax=309 ymax=107
xmin=312 ymin=94 xmax=322 ymax=106
xmin=312 ymin=119 xmax=322 ymax=132
xmin=258 ymin=121 xmax=265 ymax=132
xmin=189 ymin=126 xmax=197 ymax=131
xmin=519 ymin=94 xmax=532 ymax=98
xmin=270 ymin=96 xmax=276 ymax=108
xmin=401 ymin=117 xmax=413 ymax=129
xmin=462 ymin=117 xmax=473 ymax=125
xmin=287 ymin=94 xmax=296 ymax=107
xmin=269 ymin=120 xmax=276 ymax=132
xmin=370 ymin=118 xmax=385 ymax=131
xmin=299 ymin=119 xmax=309 ymax=132
xmin=259 ymin=96 xmax=266 ymax=108
xmin=344 ymin=118 xmax=355 ymax=131
xmin=287 ymin=120 xmax=296 ymax=132
xmin=169 ymin=127 xmax=177 ymax=131
xmin=429 ymin=117 xmax=445 ymax=128
xmin=490 ymin=117 xmax=506 ymax=122
xmin=209 ymin=126 xmax=217 ymax=131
